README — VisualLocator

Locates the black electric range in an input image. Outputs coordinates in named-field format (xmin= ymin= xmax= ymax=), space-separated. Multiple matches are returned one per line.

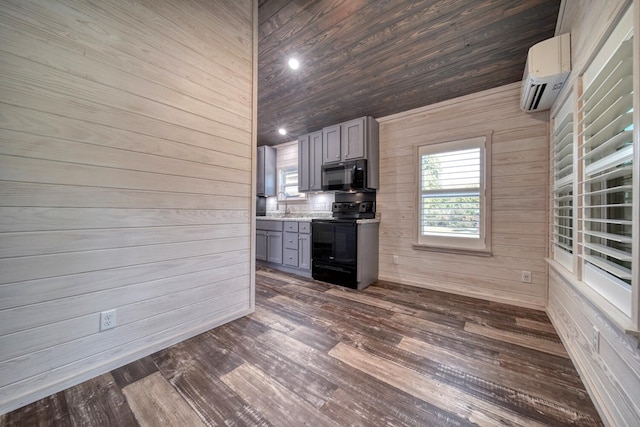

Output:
xmin=311 ymin=193 xmax=376 ymax=288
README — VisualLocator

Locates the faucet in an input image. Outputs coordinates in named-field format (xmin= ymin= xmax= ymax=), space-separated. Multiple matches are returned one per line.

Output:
xmin=276 ymin=192 xmax=290 ymax=216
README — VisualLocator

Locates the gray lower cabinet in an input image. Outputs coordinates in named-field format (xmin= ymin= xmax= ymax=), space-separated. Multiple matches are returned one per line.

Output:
xmin=257 ymin=220 xmax=310 ymax=273
xmin=298 ymin=231 xmax=311 ymax=270
xmin=266 ymin=231 xmax=283 ymax=264
xmin=256 ymin=220 xmax=282 ymax=264
xmin=256 ymin=230 xmax=267 ymax=261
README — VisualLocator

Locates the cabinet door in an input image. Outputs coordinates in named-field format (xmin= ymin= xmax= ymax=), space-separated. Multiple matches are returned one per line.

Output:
xmin=256 ymin=230 xmax=267 ymax=261
xmin=256 ymin=146 xmax=265 ymax=195
xmin=298 ymin=233 xmax=311 ymax=270
xmin=263 ymin=145 xmax=277 ymax=196
xmin=257 ymin=145 xmax=277 ymax=196
xmin=322 ymin=124 xmax=341 ymax=164
xmin=342 ymin=117 xmax=366 ymax=160
xmin=298 ymin=134 xmax=310 ymax=192
xmin=309 ymin=131 xmax=323 ymax=191
xmin=267 ymin=231 xmax=283 ymax=264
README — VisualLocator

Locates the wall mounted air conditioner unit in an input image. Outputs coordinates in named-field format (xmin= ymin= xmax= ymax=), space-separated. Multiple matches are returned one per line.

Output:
xmin=520 ymin=33 xmax=571 ymax=112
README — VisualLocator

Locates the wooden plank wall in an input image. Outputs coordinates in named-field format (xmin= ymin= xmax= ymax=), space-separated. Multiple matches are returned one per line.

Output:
xmin=548 ymin=1 xmax=640 ymax=425
xmin=377 ymin=83 xmax=549 ymax=310
xmin=0 ymin=0 xmax=255 ymax=414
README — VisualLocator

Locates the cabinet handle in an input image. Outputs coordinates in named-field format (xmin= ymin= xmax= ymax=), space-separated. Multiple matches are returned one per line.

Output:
xmin=336 ymin=154 xmax=339 ymax=158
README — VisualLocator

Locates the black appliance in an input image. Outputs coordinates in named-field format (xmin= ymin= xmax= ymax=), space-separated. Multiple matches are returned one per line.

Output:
xmin=311 ymin=193 xmax=376 ymax=288
xmin=321 ymin=159 xmax=368 ymax=192
xmin=256 ymin=196 xmax=267 ymax=216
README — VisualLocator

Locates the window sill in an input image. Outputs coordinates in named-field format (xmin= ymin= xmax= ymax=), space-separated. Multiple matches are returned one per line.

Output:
xmin=412 ymin=244 xmax=492 ymax=257
xmin=547 ymin=258 xmax=640 ymax=340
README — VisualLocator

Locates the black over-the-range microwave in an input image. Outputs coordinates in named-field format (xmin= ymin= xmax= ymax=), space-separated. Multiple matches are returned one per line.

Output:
xmin=321 ymin=159 xmax=369 ymax=192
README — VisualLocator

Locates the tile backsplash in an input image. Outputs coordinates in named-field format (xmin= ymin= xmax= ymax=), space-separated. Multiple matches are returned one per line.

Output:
xmin=266 ymin=192 xmax=334 ymax=216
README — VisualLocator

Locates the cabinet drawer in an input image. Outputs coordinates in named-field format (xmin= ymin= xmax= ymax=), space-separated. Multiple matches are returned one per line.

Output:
xmin=284 ymin=231 xmax=299 ymax=249
xmin=256 ymin=220 xmax=282 ymax=231
xmin=299 ymin=222 xmax=311 ymax=233
xmin=283 ymin=248 xmax=299 ymax=267
xmin=284 ymin=221 xmax=299 ymax=232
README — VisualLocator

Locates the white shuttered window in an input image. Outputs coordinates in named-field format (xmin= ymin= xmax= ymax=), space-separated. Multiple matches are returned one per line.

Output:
xmin=553 ymin=93 xmax=575 ymax=271
xmin=418 ymin=136 xmax=488 ymax=251
xmin=578 ymin=8 xmax=634 ymax=317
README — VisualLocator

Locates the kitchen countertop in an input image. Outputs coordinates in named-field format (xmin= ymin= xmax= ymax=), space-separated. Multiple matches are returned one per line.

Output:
xmin=257 ymin=216 xmax=380 ymax=224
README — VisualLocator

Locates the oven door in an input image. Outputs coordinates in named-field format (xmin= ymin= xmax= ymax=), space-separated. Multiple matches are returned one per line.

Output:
xmin=312 ymin=220 xmax=357 ymax=265
xmin=312 ymin=220 xmax=358 ymax=287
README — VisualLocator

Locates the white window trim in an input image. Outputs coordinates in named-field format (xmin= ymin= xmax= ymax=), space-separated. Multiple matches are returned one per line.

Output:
xmin=414 ymin=134 xmax=491 ymax=255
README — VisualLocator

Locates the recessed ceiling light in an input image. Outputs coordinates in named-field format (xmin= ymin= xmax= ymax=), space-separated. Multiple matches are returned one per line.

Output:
xmin=288 ymin=58 xmax=300 ymax=70
xmin=278 ymin=128 xmax=287 ymax=135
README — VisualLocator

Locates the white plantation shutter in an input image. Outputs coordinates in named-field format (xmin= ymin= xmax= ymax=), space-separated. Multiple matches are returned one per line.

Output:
xmin=418 ymin=136 xmax=487 ymax=250
xmin=552 ymin=94 xmax=574 ymax=271
xmin=578 ymin=17 xmax=634 ymax=316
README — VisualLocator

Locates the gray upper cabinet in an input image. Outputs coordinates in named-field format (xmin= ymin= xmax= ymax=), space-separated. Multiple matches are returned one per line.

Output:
xmin=342 ymin=117 xmax=366 ymax=160
xmin=322 ymin=116 xmax=378 ymax=165
xmin=257 ymin=145 xmax=276 ymax=196
xmin=298 ymin=131 xmax=323 ymax=193
xmin=298 ymin=134 xmax=310 ymax=192
xmin=322 ymin=124 xmax=342 ymax=164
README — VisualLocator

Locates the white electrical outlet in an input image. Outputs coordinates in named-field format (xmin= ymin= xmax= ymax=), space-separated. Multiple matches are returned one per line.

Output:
xmin=521 ymin=271 xmax=532 ymax=283
xmin=393 ymin=255 xmax=399 ymax=265
xmin=100 ymin=309 xmax=117 ymax=331
xmin=591 ymin=326 xmax=600 ymax=353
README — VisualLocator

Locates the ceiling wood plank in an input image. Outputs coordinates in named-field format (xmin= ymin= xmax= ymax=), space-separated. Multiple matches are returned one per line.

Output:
xmin=257 ymin=0 xmax=561 ymax=145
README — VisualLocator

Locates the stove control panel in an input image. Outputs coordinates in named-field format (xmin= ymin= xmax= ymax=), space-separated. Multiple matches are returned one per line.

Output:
xmin=332 ymin=201 xmax=375 ymax=218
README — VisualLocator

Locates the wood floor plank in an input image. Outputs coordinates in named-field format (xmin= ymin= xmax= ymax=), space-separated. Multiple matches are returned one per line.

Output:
xmin=64 ymin=373 xmax=138 ymax=427
xmin=122 ymin=372 xmax=206 ymax=427
xmin=464 ymin=322 xmax=569 ymax=358
xmin=516 ymin=317 xmax=559 ymax=334
xmin=152 ymin=344 xmax=273 ymax=426
xmin=398 ymin=336 xmax=600 ymax=421
xmin=324 ymin=287 xmax=418 ymax=315
xmin=255 ymin=329 xmax=476 ymax=427
xmin=221 ymin=363 xmax=339 ymax=427
xmin=0 ymin=391 xmax=71 ymax=427
xmin=110 ymin=356 xmax=159 ymax=390
xmin=328 ymin=342 xmax=546 ymax=427
xmin=208 ymin=321 xmax=339 ymax=410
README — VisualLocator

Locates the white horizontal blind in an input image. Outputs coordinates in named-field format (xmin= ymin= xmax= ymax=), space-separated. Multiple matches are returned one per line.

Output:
xmin=553 ymin=97 xmax=575 ymax=271
xmin=578 ymin=27 xmax=634 ymax=315
xmin=418 ymin=137 xmax=486 ymax=249
xmin=282 ymin=168 xmax=300 ymax=197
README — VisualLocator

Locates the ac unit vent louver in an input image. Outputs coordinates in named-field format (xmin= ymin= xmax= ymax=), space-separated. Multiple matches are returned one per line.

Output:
xmin=520 ymin=34 xmax=571 ymax=112
xmin=525 ymin=83 xmax=547 ymax=111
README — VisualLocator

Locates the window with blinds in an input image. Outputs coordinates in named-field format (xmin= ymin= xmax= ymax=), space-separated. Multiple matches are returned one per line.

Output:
xmin=418 ymin=136 xmax=488 ymax=250
xmin=552 ymin=94 xmax=574 ymax=271
xmin=279 ymin=167 xmax=304 ymax=199
xmin=578 ymin=12 xmax=634 ymax=316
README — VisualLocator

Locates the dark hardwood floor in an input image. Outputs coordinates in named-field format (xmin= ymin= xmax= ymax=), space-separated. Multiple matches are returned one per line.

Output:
xmin=1 ymin=267 xmax=603 ymax=426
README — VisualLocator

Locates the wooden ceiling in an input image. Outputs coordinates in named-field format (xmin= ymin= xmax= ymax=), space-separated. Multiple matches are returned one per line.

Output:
xmin=257 ymin=0 xmax=561 ymax=146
